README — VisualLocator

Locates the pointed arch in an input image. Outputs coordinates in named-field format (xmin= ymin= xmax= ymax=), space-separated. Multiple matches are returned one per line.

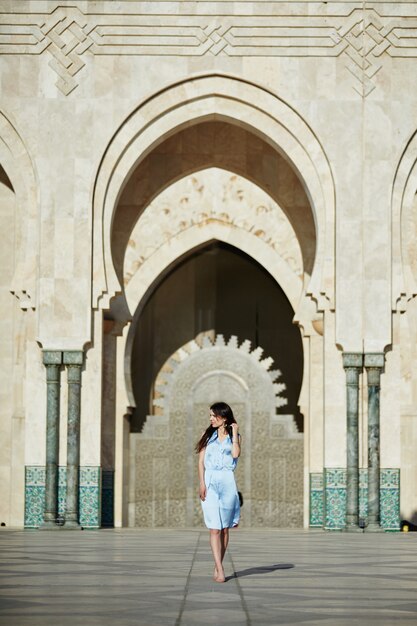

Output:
xmin=0 ymin=110 xmax=39 ymax=309
xmin=123 ymin=230 xmax=302 ymax=410
xmin=392 ymin=129 xmax=417 ymax=311
xmin=92 ymin=74 xmax=335 ymax=314
xmin=125 ymin=222 xmax=303 ymax=315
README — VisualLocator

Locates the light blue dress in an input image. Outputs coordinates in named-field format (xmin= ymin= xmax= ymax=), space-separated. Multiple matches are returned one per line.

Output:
xmin=201 ymin=431 xmax=240 ymax=530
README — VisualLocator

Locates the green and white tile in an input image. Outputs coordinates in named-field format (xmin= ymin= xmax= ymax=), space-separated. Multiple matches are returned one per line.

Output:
xmin=380 ymin=469 xmax=400 ymax=530
xmin=324 ymin=468 xmax=346 ymax=530
xmin=25 ymin=465 xmax=102 ymax=529
xmin=25 ymin=467 xmax=45 ymax=527
xmin=79 ymin=467 xmax=101 ymax=528
xmin=309 ymin=473 xmax=324 ymax=527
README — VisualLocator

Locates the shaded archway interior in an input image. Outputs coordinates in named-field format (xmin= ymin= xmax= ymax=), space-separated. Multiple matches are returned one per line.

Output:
xmin=0 ymin=165 xmax=14 ymax=192
xmin=130 ymin=241 xmax=304 ymax=433
xmin=112 ymin=121 xmax=316 ymax=282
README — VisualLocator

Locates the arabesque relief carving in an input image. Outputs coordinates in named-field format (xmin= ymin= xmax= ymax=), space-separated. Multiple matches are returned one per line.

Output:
xmin=130 ymin=334 xmax=302 ymax=528
xmin=124 ymin=169 xmax=303 ymax=287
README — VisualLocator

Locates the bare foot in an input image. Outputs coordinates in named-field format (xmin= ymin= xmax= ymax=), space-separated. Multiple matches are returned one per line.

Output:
xmin=214 ymin=567 xmax=225 ymax=583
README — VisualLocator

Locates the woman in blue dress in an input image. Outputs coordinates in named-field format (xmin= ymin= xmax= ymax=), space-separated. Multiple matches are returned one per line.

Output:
xmin=195 ymin=402 xmax=241 ymax=583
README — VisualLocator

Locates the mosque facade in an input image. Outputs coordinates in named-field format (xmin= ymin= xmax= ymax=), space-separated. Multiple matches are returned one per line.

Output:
xmin=1 ymin=0 xmax=417 ymax=531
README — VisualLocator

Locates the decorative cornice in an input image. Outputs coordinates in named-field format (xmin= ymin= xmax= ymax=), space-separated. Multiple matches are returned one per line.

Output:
xmin=1 ymin=4 xmax=417 ymax=96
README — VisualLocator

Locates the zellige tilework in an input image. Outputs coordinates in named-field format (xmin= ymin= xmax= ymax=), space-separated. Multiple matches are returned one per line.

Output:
xmin=25 ymin=466 xmax=102 ymax=528
xmin=309 ymin=473 xmax=324 ymax=527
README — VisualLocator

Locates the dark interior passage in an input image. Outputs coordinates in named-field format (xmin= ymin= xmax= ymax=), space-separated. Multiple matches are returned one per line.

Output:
xmin=130 ymin=242 xmax=304 ymax=432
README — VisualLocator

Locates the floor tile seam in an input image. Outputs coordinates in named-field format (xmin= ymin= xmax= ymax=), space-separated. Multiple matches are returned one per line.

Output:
xmin=174 ymin=531 xmax=202 ymax=626
xmin=227 ymin=549 xmax=252 ymax=626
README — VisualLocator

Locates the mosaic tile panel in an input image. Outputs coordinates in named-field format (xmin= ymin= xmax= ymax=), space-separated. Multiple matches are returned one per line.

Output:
xmin=25 ymin=466 xmax=101 ymax=529
xmin=309 ymin=473 xmax=324 ymax=527
xmin=324 ymin=468 xmax=346 ymax=530
xmin=322 ymin=467 xmax=400 ymax=531
xmin=24 ymin=467 xmax=45 ymax=528
xmin=101 ymin=470 xmax=114 ymax=528
xmin=79 ymin=467 xmax=101 ymax=528
xmin=380 ymin=469 xmax=400 ymax=531
xmin=359 ymin=468 xmax=368 ymax=520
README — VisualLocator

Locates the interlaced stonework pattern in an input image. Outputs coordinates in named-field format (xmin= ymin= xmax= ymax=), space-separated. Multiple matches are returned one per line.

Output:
xmin=1 ymin=3 xmax=417 ymax=95
xmin=130 ymin=334 xmax=303 ymax=528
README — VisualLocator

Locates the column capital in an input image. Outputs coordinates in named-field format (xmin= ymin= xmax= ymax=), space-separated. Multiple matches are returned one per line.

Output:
xmin=43 ymin=350 xmax=62 ymax=366
xmin=364 ymin=353 xmax=385 ymax=369
xmin=342 ymin=353 xmax=363 ymax=369
xmin=63 ymin=350 xmax=84 ymax=366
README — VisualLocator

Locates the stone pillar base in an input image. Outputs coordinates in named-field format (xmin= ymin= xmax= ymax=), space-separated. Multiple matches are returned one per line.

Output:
xmin=345 ymin=524 xmax=363 ymax=533
xmin=39 ymin=521 xmax=62 ymax=531
xmin=365 ymin=521 xmax=384 ymax=533
xmin=62 ymin=520 xmax=82 ymax=530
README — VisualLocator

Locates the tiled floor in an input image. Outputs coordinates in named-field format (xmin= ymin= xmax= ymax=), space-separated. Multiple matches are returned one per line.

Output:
xmin=1 ymin=528 xmax=417 ymax=625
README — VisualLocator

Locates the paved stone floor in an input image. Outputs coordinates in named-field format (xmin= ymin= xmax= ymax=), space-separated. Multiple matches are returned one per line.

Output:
xmin=1 ymin=528 xmax=417 ymax=625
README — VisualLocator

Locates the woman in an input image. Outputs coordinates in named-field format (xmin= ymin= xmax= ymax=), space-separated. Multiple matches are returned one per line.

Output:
xmin=196 ymin=402 xmax=241 ymax=583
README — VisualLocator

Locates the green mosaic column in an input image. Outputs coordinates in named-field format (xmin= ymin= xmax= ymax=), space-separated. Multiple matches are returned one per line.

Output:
xmin=343 ymin=352 xmax=363 ymax=532
xmin=41 ymin=350 xmax=62 ymax=529
xmin=364 ymin=353 xmax=384 ymax=532
xmin=63 ymin=351 xmax=83 ymax=529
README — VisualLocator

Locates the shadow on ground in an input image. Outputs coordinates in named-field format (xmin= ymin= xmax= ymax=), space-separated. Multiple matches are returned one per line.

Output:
xmin=230 ymin=563 xmax=295 ymax=580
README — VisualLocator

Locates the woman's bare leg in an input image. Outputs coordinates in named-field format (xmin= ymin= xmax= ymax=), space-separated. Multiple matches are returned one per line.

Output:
xmin=213 ymin=528 xmax=230 ymax=580
xmin=220 ymin=528 xmax=229 ymax=562
xmin=209 ymin=529 xmax=225 ymax=582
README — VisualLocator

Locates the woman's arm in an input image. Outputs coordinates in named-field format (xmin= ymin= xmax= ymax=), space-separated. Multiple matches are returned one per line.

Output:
xmin=198 ymin=447 xmax=206 ymax=501
xmin=231 ymin=423 xmax=241 ymax=459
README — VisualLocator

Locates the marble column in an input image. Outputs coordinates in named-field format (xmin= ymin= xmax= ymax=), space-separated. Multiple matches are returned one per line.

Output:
xmin=63 ymin=351 xmax=83 ymax=529
xmin=343 ymin=353 xmax=363 ymax=531
xmin=364 ymin=353 xmax=384 ymax=532
xmin=41 ymin=350 xmax=62 ymax=529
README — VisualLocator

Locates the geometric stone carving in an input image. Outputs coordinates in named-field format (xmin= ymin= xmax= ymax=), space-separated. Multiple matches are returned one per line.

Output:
xmin=129 ymin=333 xmax=303 ymax=528
xmin=3 ymin=5 xmax=417 ymax=96
xmin=330 ymin=9 xmax=390 ymax=97
xmin=35 ymin=8 xmax=95 ymax=96
xmin=153 ymin=333 xmax=290 ymax=413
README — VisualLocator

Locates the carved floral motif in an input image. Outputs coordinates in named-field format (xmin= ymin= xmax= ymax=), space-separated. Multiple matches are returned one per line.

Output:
xmin=124 ymin=169 xmax=302 ymax=286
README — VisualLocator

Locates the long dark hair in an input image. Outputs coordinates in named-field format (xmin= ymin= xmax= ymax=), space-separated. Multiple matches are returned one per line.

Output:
xmin=195 ymin=402 xmax=236 ymax=453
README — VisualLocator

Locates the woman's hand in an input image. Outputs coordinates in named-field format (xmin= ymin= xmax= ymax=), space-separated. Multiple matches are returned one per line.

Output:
xmin=199 ymin=482 xmax=207 ymax=501
xmin=231 ymin=423 xmax=240 ymax=458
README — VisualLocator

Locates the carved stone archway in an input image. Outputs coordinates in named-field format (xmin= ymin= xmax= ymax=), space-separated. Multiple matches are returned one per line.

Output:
xmin=93 ymin=74 xmax=335 ymax=316
xmin=0 ymin=110 xmax=39 ymax=309
xmin=129 ymin=334 xmax=303 ymax=528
